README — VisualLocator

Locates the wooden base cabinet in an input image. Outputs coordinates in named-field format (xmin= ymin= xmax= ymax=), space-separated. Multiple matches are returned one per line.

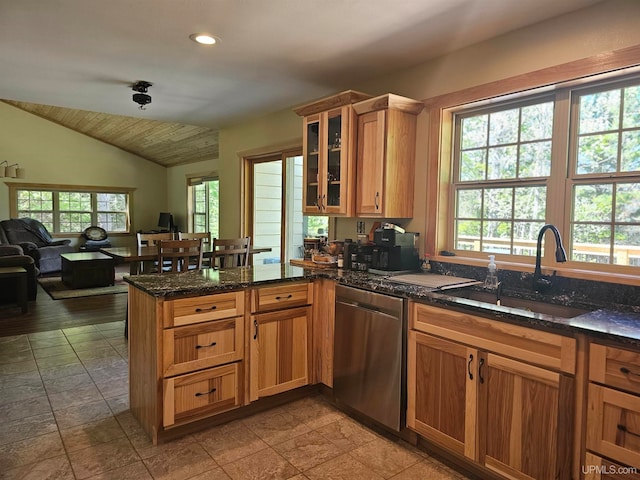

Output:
xmin=481 ymin=353 xmax=574 ymax=480
xmin=407 ymin=330 xmax=478 ymax=459
xmin=407 ymin=302 xmax=576 ymax=480
xmin=249 ymin=282 xmax=313 ymax=401
xmin=128 ymin=287 xmax=245 ymax=444
xmin=583 ymin=453 xmax=640 ymax=479
xmin=587 ymin=343 xmax=640 ymax=472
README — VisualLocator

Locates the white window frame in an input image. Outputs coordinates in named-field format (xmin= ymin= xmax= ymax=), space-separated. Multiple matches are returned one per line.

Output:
xmin=8 ymin=183 xmax=132 ymax=235
xmin=423 ymin=47 xmax=640 ymax=285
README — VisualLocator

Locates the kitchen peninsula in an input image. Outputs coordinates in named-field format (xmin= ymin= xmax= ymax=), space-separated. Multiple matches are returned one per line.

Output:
xmin=125 ymin=263 xmax=640 ymax=479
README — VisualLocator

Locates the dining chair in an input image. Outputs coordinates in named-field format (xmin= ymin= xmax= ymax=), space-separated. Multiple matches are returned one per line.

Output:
xmin=157 ymin=239 xmax=203 ymax=273
xmin=178 ymin=232 xmax=212 ymax=267
xmin=136 ymin=232 xmax=174 ymax=247
xmin=212 ymin=237 xmax=251 ymax=269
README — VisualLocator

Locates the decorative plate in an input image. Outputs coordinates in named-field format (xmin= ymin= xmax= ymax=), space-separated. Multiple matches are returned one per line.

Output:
xmin=84 ymin=226 xmax=107 ymax=241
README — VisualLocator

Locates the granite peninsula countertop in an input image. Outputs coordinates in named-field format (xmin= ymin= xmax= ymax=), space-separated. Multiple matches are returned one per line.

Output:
xmin=124 ymin=263 xmax=640 ymax=347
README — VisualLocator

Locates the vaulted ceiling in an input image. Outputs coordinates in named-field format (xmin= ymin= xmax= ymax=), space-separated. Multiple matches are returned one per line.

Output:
xmin=0 ymin=0 xmax=603 ymax=166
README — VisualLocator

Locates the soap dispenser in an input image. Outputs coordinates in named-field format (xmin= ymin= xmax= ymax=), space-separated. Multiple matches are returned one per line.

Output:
xmin=484 ymin=255 xmax=499 ymax=289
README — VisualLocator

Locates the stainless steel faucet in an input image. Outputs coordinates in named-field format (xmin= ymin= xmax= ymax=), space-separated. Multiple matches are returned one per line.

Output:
xmin=533 ymin=224 xmax=567 ymax=291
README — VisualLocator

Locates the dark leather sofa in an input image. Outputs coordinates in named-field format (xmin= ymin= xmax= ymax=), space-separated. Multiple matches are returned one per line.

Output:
xmin=0 ymin=218 xmax=75 ymax=274
xmin=0 ymin=244 xmax=38 ymax=301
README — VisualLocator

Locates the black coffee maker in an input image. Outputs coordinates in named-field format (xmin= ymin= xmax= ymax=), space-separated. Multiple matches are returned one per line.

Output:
xmin=371 ymin=229 xmax=420 ymax=271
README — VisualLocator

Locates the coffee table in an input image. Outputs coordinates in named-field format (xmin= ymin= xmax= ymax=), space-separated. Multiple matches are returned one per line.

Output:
xmin=61 ymin=252 xmax=115 ymax=289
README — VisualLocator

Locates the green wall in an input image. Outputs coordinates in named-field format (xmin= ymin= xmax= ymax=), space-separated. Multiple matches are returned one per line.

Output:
xmin=0 ymin=101 xmax=167 ymax=246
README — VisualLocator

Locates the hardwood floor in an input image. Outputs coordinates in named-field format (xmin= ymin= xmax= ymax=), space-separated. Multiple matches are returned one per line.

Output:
xmin=0 ymin=283 xmax=127 ymax=337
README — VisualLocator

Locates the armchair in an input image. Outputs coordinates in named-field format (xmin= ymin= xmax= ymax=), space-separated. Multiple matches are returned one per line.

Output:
xmin=0 ymin=218 xmax=75 ymax=274
xmin=0 ymin=244 xmax=38 ymax=301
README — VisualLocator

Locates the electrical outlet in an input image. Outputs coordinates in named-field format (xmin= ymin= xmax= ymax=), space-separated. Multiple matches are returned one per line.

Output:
xmin=357 ymin=221 xmax=365 ymax=234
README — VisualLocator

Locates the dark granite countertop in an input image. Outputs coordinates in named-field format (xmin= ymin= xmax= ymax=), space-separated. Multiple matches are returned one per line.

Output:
xmin=124 ymin=264 xmax=640 ymax=348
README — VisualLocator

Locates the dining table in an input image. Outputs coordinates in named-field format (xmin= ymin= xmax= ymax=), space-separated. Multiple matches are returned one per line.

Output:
xmin=100 ymin=245 xmax=272 ymax=275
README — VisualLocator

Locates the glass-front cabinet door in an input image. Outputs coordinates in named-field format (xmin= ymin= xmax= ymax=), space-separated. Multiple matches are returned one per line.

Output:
xmin=302 ymin=106 xmax=355 ymax=215
xmin=303 ymin=113 xmax=321 ymax=212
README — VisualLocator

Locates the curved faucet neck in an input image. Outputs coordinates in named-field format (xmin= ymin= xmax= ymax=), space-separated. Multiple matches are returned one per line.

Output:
xmin=534 ymin=224 xmax=567 ymax=284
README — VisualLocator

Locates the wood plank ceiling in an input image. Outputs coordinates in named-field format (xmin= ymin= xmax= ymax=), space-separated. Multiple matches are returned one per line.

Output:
xmin=2 ymin=100 xmax=219 ymax=167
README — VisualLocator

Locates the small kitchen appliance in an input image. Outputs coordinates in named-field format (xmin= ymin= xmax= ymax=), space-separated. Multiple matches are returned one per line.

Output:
xmin=371 ymin=229 xmax=420 ymax=272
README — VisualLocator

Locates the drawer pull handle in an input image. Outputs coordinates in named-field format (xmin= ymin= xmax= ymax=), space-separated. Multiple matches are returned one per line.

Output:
xmin=617 ymin=424 xmax=640 ymax=438
xmin=195 ymin=388 xmax=217 ymax=397
xmin=195 ymin=342 xmax=217 ymax=349
xmin=275 ymin=294 xmax=293 ymax=300
xmin=468 ymin=354 xmax=474 ymax=380
xmin=620 ymin=367 xmax=640 ymax=379
xmin=479 ymin=358 xmax=485 ymax=384
xmin=195 ymin=306 xmax=217 ymax=313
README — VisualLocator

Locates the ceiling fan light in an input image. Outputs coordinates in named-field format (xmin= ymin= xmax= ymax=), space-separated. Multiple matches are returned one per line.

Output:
xmin=190 ymin=33 xmax=217 ymax=45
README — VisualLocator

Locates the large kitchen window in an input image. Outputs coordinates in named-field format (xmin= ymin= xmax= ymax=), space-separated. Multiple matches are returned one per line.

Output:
xmin=450 ymin=73 xmax=640 ymax=271
xmin=10 ymin=184 xmax=131 ymax=234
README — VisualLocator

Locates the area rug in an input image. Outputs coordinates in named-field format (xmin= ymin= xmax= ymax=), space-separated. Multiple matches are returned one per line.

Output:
xmin=38 ymin=271 xmax=128 ymax=300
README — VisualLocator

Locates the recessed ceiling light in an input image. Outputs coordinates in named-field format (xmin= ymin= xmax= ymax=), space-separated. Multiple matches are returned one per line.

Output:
xmin=189 ymin=33 xmax=218 ymax=45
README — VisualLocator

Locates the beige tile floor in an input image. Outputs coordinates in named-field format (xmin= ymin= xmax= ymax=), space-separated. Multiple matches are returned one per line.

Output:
xmin=0 ymin=321 xmax=470 ymax=480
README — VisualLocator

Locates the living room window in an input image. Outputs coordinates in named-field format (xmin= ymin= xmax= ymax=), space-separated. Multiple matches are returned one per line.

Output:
xmin=449 ymin=73 xmax=640 ymax=271
xmin=10 ymin=184 xmax=131 ymax=234
xmin=187 ymin=176 xmax=219 ymax=237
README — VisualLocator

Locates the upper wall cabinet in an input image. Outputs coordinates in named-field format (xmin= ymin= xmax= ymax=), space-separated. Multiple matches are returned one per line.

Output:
xmin=294 ymin=91 xmax=371 ymax=216
xmin=353 ymin=94 xmax=423 ymax=218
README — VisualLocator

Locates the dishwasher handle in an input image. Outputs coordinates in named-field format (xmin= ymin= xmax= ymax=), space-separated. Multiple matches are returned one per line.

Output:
xmin=336 ymin=298 xmax=401 ymax=319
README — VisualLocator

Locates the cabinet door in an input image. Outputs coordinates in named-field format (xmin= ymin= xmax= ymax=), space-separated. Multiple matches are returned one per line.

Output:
xmin=480 ymin=353 xmax=574 ymax=480
xmin=324 ymin=106 xmax=355 ymax=215
xmin=250 ymin=306 xmax=311 ymax=401
xmin=303 ymin=113 xmax=323 ymax=213
xmin=163 ymin=363 xmax=241 ymax=428
xmin=407 ymin=330 xmax=479 ymax=460
xmin=162 ymin=316 xmax=244 ymax=377
xmin=356 ymin=109 xmax=386 ymax=216
xmin=587 ymin=384 xmax=640 ymax=468
xmin=584 ymin=453 xmax=640 ymax=479
xmin=302 ymin=107 xmax=355 ymax=215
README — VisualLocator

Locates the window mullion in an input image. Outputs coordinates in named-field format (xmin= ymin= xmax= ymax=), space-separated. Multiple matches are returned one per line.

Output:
xmin=549 ymin=89 xmax=571 ymax=260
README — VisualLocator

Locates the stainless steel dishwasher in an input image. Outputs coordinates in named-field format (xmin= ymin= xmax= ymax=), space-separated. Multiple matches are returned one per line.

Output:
xmin=333 ymin=284 xmax=406 ymax=431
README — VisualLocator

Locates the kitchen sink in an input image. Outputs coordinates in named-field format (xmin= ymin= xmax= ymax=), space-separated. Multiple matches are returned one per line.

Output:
xmin=442 ymin=288 xmax=592 ymax=319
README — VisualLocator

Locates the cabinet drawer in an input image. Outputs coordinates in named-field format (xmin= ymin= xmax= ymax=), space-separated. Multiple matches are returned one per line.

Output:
xmin=163 ymin=363 xmax=241 ymax=428
xmin=163 ymin=317 xmax=244 ymax=377
xmin=584 ymin=453 xmax=640 ymax=479
xmin=411 ymin=302 xmax=576 ymax=374
xmin=590 ymin=343 xmax=640 ymax=395
xmin=163 ymin=291 xmax=245 ymax=328
xmin=251 ymin=282 xmax=312 ymax=313
xmin=587 ymin=383 xmax=640 ymax=468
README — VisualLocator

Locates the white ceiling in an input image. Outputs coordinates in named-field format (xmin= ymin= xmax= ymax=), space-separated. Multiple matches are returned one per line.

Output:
xmin=0 ymin=0 xmax=602 ymax=130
